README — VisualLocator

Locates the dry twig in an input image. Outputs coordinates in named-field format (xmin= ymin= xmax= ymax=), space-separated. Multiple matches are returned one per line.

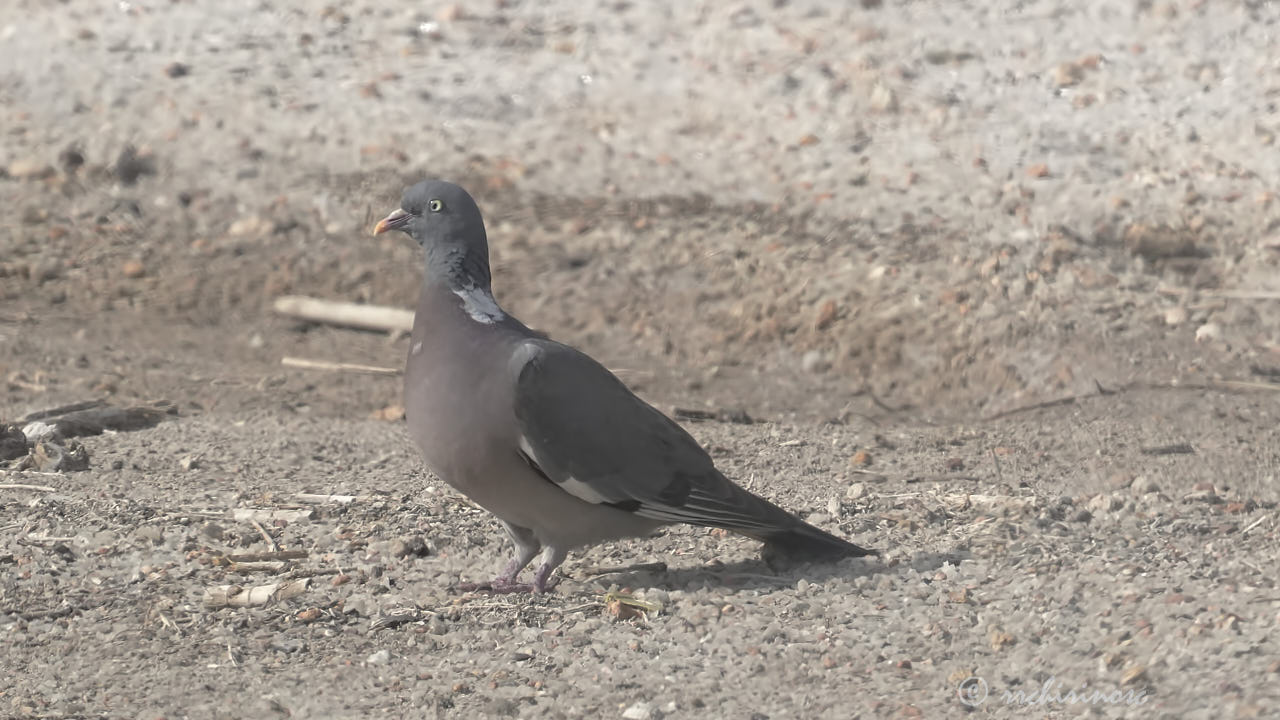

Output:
xmin=248 ymin=518 xmax=280 ymax=552
xmin=280 ymin=357 xmax=400 ymax=376
xmin=0 ymin=483 xmax=57 ymax=492
xmin=273 ymin=295 xmax=414 ymax=332
xmin=293 ymin=493 xmax=360 ymax=505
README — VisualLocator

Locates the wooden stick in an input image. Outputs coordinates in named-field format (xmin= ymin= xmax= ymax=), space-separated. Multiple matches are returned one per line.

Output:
xmin=224 ymin=550 xmax=309 ymax=562
xmin=0 ymin=483 xmax=57 ymax=492
xmin=1157 ymin=287 xmax=1280 ymax=301
xmin=249 ymin=518 xmax=280 ymax=552
xmin=273 ymin=295 xmax=415 ymax=333
xmin=232 ymin=508 xmax=315 ymax=524
xmin=227 ymin=561 xmax=289 ymax=574
xmin=280 ymin=357 xmax=401 ymax=376
xmin=20 ymin=399 xmax=107 ymax=423
xmin=1208 ymin=380 xmax=1280 ymax=393
xmin=293 ymin=493 xmax=359 ymax=505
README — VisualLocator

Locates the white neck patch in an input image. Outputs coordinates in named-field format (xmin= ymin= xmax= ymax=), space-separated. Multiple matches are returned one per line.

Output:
xmin=453 ymin=286 xmax=506 ymax=325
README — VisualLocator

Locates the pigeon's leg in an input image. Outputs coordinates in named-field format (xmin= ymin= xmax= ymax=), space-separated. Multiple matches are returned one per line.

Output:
xmin=456 ymin=522 xmax=540 ymax=593
xmin=495 ymin=522 xmax=540 ymax=584
xmin=530 ymin=545 xmax=568 ymax=594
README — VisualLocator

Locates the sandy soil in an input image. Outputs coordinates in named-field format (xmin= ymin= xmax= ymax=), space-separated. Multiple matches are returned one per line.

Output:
xmin=2 ymin=0 xmax=1279 ymax=718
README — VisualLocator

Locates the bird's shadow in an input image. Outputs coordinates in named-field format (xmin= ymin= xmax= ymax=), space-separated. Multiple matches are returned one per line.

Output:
xmin=566 ymin=549 xmax=973 ymax=594
xmin=567 ymin=555 xmax=885 ymax=594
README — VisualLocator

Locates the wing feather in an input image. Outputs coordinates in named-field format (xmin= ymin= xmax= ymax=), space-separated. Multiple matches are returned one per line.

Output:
xmin=511 ymin=341 xmax=792 ymax=532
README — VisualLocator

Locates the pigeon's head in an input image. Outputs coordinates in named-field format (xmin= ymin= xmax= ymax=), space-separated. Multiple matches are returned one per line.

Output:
xmin=373 ymin=180 xmax=485 ymax=246
xmin=374 ymin=179 xmax=492 ymax=285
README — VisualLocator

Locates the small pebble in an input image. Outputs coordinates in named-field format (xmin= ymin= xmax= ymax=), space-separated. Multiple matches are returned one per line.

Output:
xmin=1194 ymin=322 xmax=1220 ymax=343
xmin=801 ymin=350 xmax=830 ymax=374
xmin=622 ymin=701 xmax=654 ymax=720
xmin=1130 ymin=476 xmax=1160 ymax=495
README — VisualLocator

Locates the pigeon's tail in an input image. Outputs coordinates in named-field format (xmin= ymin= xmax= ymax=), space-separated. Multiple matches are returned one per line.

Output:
xmin=709 ymin=477 xmax=877 ymax=561
xmin=759 ymin=522 xmax=878 ymax=561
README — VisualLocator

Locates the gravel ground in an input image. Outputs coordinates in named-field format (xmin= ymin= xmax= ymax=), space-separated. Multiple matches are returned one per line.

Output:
xmin=2 ymin=0 xmax=1280 ymax=718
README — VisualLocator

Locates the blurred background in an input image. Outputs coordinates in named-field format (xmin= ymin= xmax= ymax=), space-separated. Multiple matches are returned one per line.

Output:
xmin=2 ymin=0 xmax=1278 ymax=420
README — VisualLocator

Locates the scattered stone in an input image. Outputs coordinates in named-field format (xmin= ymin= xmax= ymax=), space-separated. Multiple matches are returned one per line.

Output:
xmin=988 ymin=627 xmax=1015 ymax=651
xmin=1130 ymin=476 xmax=1160 ymax=495
xmin=59 ymin=145 xmax=85 ymax=172
xmin=1026 ymin=163 xmax=1050 ymax=178
xmin=1194 ymin=323 xmax=1220 ymax=344
xmin=1125 ymin=224 xmax=1202 ymax=260
xmin=1052 ymin=61 xmax=1085 ymax=87
xmin=121 ymin=259 xmax=146 ymax=279
xmin=1183 ymin=485 xmax=1221 ymax=504
xmin=0 ymin=424 xmax=28 ymax=461
xmin=164 ymin=62 xmax=191 ymax=78
xmin=344 ymin=595 xmax=372 ymax=617
xmin=7 ymin=157 xmax=56 ymax=180
xmin=850 ymin=450 xmax=872 ymax=467
xmin=622 ymin=701 xmax=655 ymax=720
xmin=227 ymin=215 xmax=266 ymax=237
xmin=21 ymin=206 xmax=48 ymax=225
xmin=801 ymin=350 xmax=830 ymax=374
xmin=814 ymin=300 xmax=838 ymax=330
xmin=370 ymin=405 xmax=405 ymax=422
xmin=1121 ymin=665 xmax=1147 ymax=686
xmin=30 ymin=440 xmax=90 ymax=472
xmin=21 ymin=421 xmax=59 ymax=444
xmin=435 ymin=4 xmax=463 ymax=22
xmin=297 ymin=607 xmax=322 ymax=622
xmin=32 ymin=259 xmax=61 ymax=283
xmin=134 ymin=525 xmax=163 ymax=544
xmin=1087 ymin=493 xmax=1124 ymax=514
xmin=845 ymin=482 xmax=869 ymax=501
xmin=115 ymin=145 xmax=156 ymax=185
xmin=366 ymin=649 xmax=391 ymax=665
xmin=179 ymin=454 xmax=200 ymax=471
xmin=1163 ymin=307 xmax=1188 ymax=326
xmin=1106 ymin=472 xmax=1135 ymax=490
xmin=869 ymin=83 xmax=898 ymax=112
xmin=390 ymin=535 xmax=431 ymax=559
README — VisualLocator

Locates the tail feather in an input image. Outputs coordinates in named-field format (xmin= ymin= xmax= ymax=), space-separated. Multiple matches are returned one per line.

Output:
xmin=760 ymin=522 xmax=878 ymax=561
xmin=694 ymin=471 xmax=877 ymax=561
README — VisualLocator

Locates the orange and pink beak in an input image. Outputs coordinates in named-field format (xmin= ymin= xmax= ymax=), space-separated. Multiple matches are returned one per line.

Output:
xmin=372 ymin=208 xmax=411 ymax=235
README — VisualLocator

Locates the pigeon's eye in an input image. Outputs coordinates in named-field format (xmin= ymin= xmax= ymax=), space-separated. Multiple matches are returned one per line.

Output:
xmin=428 ymin=199 xmax=444 ymax=213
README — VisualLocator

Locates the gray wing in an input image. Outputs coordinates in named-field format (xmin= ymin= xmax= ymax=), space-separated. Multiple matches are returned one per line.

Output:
xmin=510 ymin=340 xmax=793 ymax=534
